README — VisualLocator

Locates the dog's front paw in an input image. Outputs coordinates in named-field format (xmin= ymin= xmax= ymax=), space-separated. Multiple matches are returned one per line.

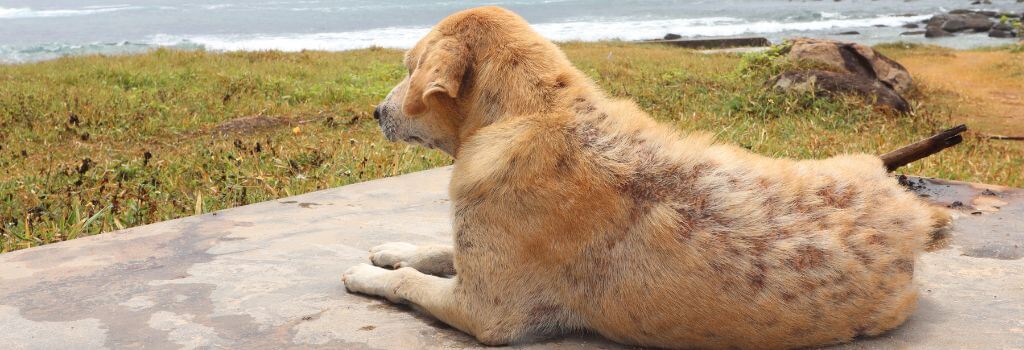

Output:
xmin=342 ymin=263 xmax=405 ymax=303
xmin=368 ymin=242 xmax=455 ymax=276
xmin=369 ymin=242 xmax=420 ymax=269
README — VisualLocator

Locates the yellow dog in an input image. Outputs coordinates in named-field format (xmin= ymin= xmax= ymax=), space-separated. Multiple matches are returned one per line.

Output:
xmin=343 ymin=6 xmax=949 ymax=349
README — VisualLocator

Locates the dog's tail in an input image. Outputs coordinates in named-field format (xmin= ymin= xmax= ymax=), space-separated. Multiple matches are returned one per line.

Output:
xmin=879 ymin=124 xmax=967 ymax=172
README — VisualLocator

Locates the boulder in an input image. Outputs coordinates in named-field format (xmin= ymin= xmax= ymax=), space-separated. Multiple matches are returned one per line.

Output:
xmin=926 ymin=19 xmax=954 ymax=37
xmin=989 ymin=29 xmax=1017 ymax=38
xmin=664 ymin=33 xmax=682 ymax=40
xmin=991 ymin=29 xmax=1015 ymax=37
xmin=950 ymin=9 xmax=997 ymax=17
xmin=769 ymin=70 xmax=911 ymax=113
xmin=928 ymin=13 xmax=994 ymax=33
xmin=786 ymin=38 xmax=913 ymax=93
xmin=988 ymin=22 xmax=1020 ymax=38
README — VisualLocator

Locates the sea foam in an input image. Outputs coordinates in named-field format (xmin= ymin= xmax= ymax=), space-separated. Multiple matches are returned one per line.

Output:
xmin=0 ymin=5 xmax=138 ymax=19
xmin=145 ymin=14 xmax=930 ymax=52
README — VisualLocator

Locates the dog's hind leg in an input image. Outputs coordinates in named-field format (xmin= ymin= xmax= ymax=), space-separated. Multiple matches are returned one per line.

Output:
xmin=342 ymin=263 xmax=534 ymax=345
xmin=368 ymin=242 xmax=455 ymax=276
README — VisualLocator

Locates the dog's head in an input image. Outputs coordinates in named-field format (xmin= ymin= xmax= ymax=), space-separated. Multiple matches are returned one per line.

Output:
xmin=374 ymin=28 xmax=468 ymax=156
xmin=374 ymin=6 xmax=572 ymax=157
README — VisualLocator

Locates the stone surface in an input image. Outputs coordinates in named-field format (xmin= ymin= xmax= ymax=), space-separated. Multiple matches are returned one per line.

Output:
xmin=1 ymin=166 xmax=1023 ymax=349
xmin=643 ymin=36 xmax=771 ymax=49
xmin=786 ymin=38 xmax=913 ymax=94
xmin=939 ymin=13 xmax=995 ymax=32
xmin=770 ymin=69 xmax=911 ymax=113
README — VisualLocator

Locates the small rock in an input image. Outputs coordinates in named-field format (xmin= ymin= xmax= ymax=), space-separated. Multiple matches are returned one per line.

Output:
xmin=902 ymin=23 xmax=920 ymax=29
xmin=834 ymin=31 xmax=860 ymax=35
xmin=664 ymin=33 xmax=682 ymax=40
xmin=992 ymin=22 xmax=1015 ymax=31
xmin=989 ymin=29 xmax=1017 ymax=38
xmin=901 ymin=30 xmax=927 ymax=36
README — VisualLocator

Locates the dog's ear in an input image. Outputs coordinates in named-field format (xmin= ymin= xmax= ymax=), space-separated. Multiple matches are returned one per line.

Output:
xmin=403 ymin=38 xmax=469 ymax=116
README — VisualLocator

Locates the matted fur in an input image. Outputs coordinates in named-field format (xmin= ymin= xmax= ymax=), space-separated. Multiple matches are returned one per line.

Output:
xmin=342 ymin=6 xmax=950 ymax=349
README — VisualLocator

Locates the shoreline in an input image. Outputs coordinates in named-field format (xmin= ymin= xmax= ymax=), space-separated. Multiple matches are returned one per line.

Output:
xmin=2 ymin=35 xmax=1021 ymax=66
xmin=4 ymin=11 xmax=1022 ymax=64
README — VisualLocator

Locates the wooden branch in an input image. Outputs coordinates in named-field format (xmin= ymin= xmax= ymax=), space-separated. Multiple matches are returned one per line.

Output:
xmin=981 ymin=133 xmax=1024 ymax=141
xmin=879 ymin=124 xmax=967 ymax=172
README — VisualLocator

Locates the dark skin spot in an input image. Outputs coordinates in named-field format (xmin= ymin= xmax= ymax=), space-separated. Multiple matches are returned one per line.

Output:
xmin=528 ymin=302 xmax=561 ymax=319
xmin=572 ymin=121 xmax=600 ymax=149
xmin=453 ymin=220 xmax=476 ymax=250
xmin=818 ymin=184 xmax=856 ymax=208
xmin=507 ymin=154 xmax=519 ymax=169
xmin=709 ymin=261 xmax=726 ymax=273
xmin=892 ymin=258 xmax=914 ymax=274
xmin=674 ymin=207 xmax=696 ymax=240
xmin=554 ymin=74 xmax=569 ymax=89
xmin=866 ymin=234 xmax=886 ymax=245
xmin=748 ymin=261 xmax=768 ymax=291
xmin=790 ymin=245 xmax=828 ymax=271
xmin=800 ymin=280 xmax=818 ymax=293
xmin=573 ymin=97 xmax=596 ymax=114
xmin=479 ymin=89 xmax=503 ymax=118
xmin=555 ymin=155 xmax=571 ymax=174
xmin=852 ymin=248 xmax=874 ymax=266
xmin=750 ymin=239 xmax=771 ymax=257
xmin=853 ymin=323 xmax=877 ymax=338
xmin=727 ymin=246 xmax=743 ymax=257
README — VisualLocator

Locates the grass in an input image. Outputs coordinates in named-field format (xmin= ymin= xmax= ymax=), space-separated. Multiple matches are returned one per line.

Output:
xmin=1 ymin=42 xmax=1021 ymax=253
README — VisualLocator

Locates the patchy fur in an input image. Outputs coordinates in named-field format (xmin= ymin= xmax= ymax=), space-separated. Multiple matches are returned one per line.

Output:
xmin=343 ymin=6 xmax=950 ymax=349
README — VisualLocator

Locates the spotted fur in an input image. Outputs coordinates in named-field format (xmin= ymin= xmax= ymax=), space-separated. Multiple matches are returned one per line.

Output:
xmin=342 ymin=6 xmax=950 ymax=349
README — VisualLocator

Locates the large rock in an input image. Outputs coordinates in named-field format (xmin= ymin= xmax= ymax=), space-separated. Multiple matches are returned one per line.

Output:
xmin=943 ymin=14 xmax=995 ymax=32
xmin=769 ymin=70 xmax=911 ymax=113
xmin=786 ymin=38 xmax=913 ymax=93
xmin=926 ymin=20 xmax=954 ymax=37
xmin=927 ymin=13 xmax=995 ymax=34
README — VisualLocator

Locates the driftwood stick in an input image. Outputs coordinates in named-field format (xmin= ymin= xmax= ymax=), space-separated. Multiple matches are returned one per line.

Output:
xmin=880 ymin=124 xmax=967 ymax=172
xmin=981 ymin=133 xmax=1024 ymax=141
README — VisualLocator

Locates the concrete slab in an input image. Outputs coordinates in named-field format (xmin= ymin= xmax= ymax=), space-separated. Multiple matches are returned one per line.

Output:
xmin=1 ymin=167 xmax=1021 ymax=349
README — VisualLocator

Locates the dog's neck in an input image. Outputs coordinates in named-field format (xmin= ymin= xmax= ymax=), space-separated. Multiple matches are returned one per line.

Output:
xmin=456 ymin=68 xmax=597 ymax=147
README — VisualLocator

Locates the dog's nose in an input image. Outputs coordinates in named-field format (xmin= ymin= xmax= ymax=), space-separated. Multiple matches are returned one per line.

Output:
xmin=373 ymin=106 xmax=382 ymax=120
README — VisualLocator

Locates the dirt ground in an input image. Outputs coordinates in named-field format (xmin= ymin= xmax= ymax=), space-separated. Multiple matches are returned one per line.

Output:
xmin=898 ymin=51 xmax=1024 ymax=138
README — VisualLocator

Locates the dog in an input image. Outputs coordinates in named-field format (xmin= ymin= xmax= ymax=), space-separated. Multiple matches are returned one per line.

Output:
xmin=342 ymin=6 xmax=950 ymax=349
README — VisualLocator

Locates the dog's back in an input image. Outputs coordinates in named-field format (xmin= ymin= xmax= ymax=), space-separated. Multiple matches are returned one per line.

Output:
xmin=454 ymin=90 xmax=947 ymax=348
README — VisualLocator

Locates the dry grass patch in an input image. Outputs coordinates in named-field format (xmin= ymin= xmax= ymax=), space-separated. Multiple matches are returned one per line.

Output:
xmin=1 ymin=42 xmax=1021 ymax=253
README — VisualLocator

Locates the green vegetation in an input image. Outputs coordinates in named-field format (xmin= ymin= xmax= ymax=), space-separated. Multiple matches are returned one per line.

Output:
xmin=2 ymin=43 xmax=1021 ymax=253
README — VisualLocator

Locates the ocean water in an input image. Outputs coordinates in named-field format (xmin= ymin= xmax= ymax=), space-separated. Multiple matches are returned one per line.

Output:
xmin=1 ymin=0 xmax=1022 ymax=63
